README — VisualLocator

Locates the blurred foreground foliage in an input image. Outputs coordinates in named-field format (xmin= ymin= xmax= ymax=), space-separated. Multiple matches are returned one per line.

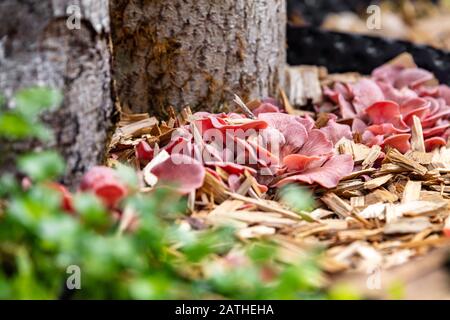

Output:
xmin=0 ymin=87 xmax=348 ymax=299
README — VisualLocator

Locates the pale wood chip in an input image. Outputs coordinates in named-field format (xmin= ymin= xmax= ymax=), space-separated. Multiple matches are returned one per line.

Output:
xmin=406 ymin=151 xmax=433 ymax=165
xmin=356 ymin=244 xmax=383 ymax=269
xmin=110 ymin=117 xmax=158 ymax=147
xmin=216 ymin=211 xmax=297 ymax=227
xmin=386 ymin=148 xmax=428 ymax=175
xmin=350 ymin=196 xmax=365 ymax=208
xmin=411 ymin=116 xmax=426 ymax=152
xmin=236 ymin=176 xmax=253 ymax=196
xmin=364 ymin=174 xmax=394 ymax=190
xmin=321 ymin=193 xmax=353 ymax=219
xmin=362 ymin=145 xmax=382 ymax=169
xmin=395 ymin=200 xmax=447 ymax=217
xmin=233 ymin=94 xmax=256 ymax=119
xmin=365 ymin=188 xmax=398 ymax=205
xmin=375 ymin=163 xmax=407 ymax=176
xmin=225 ymin=192 xmax=306 ymax=221
xmin=398 ymin=236 xmax=450 ymax=249
xmin=200 ymin=172 xmax=230 ymax=203
xmin=286 ymin=65 xmax=322 ymax=106
xmin=384 ymin=217 xmax=432 ymax=234
xmin=309 ymin=208 xmax=336 ymax=220
xmin=321 ymin=193 xmax=372 ymax=227
xmin=385 ymin=203 xmax=401 ymax=224
xmin=237 ymin=226 xmax=276 ymax=239
xmin=342 ymin=168 xmax=376 ymax=180
xmin=429 ymin=147 xmax=450 ymax=169
xmin=336 ymin=138 xmax=353 ymax=156
xmin=352 ymin=143 xmax=373 ymax=164
xmin=359 ymin=203 xmax=386 ymax=219
xmin=208 ymin=200 xmax=244 ymax=216
xmin=402 ymin=180 xmax=422 ymax=203
xmin=332 ymin=180 xmax=365 ymax=193
xmin=383 ymin=250 xmax=415 ymax=268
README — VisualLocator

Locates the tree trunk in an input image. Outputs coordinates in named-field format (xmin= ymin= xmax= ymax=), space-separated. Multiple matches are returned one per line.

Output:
xmin=110 ymin=0 xmax=286 ymax=115
xmin=0 ymin=0 xmax=114 ymax=185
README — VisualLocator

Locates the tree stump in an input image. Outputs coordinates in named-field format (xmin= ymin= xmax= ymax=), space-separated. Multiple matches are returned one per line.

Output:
xmin=111 ymin=0 xmax=286 ymax=115
xmin=0 ymin=1 xmax=114 ymax=185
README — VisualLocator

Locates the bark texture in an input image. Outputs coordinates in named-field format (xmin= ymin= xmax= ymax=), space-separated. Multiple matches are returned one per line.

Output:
xmin=0 ymin=0 xmax=114 ymax=185
xmin=111 ymin=0 xmax=286 ymax=115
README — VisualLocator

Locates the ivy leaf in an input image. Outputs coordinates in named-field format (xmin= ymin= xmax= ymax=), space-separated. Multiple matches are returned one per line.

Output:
xmin=0 ymin=112 xmax=34 ymax=139
xmin=0 ymin=112 xmax=52 ymax=141
xmin=14 ymin=87 xmax=62 ymax=118
xmin=18 ymin=151 xmax=65 ymax=182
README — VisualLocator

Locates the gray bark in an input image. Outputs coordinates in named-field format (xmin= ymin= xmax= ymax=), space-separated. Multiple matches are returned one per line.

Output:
xmin=0 ymin=0 xmax=114 ymax=185
xmin=111 ymin=0 xmax=286 ymax=115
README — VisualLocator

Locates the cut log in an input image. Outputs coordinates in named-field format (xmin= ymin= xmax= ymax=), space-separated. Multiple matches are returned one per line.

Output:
xmin=0 ymin=1 xmax=114 ymax=185
xmin=110 ymin=0 xmax=286 ymax=115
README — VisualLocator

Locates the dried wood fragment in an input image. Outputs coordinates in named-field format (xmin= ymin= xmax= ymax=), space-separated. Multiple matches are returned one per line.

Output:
xmin=321 ymin=193 xmax=353 ymax=219
xmin=342 ymin=168 xmax=376 ymax=180
xmin=365 ymin=188 xmax=398 ymax=205
xmin=336 ymin=138 xmax=354 ymax=156
xmin=362 ymin=145 xmax=382 ymax=169
xmin=286 ymin=65 xmax=323 ymax=106
xmin=279 ymin=88 xmax=296 ymax=115
xmin=402 ymin=181 xmax=422 ymax=203
xmin=350 ymin=196 xmax=365 ymax=208
xmin=332 ymin=180 xmax=365 ymax=193
xmin=309 ymin=208 xmax=336 ymax=220
xmin=386 ymin=149 xmax=428 ymax=175
xmin=364 ymin=174 xmax=394 ymax=190
xmin=384 ymin=217 xmax=432 ymax=234
xmin=398 ymin=236 xmax=450 ymax=249
xmin=238 ymin=226 xmax=276 ymax=239
xmin=395 ymin=200 xmax=448 ymax=217
xmin=226 ymin=192 xmax=306 ymax=221
xmin=411 ymin=116 xmax=426 ymax=152
xmin=337 ymin=229 xmax=383 ymax=242
xmin=385 ymin=203 xmax=401 ymax=223
xmin=236 ymin=176 xmax=253 ymax=196
xmin=233 ymin=94 xmax=256 ymax=119
xmin=200 ymin=172 xmax=230 ymax=203
xmin=360 ymin=203 xmax=386 ymax=219
xmin=406 ymin=151 xmax=433 ymax=165
xmin=208 ymin=200 xmax=244 ymax=216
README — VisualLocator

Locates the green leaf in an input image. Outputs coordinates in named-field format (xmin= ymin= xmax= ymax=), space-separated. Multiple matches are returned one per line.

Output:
xmin=247 ymin=241 xmax=277 ymax=262
xmin=279 ymin=184 xmax=316 ymax=221
xmin=115 ymin=163 xmax=139 ymax=190
xmin=18 ymin=151 xmax=65 ymax=181
xmin=0 ymin=112 xmax=52 ymax=141
xmin=14 ymin=87 xmax=62 ymax=117
xmin=0 ymin=112 xmax=34 ymax=139
xmin=73 ymin=193 xmax=109 ymax=228
xmin=0 ymin=173 xmax=20 ymax=197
